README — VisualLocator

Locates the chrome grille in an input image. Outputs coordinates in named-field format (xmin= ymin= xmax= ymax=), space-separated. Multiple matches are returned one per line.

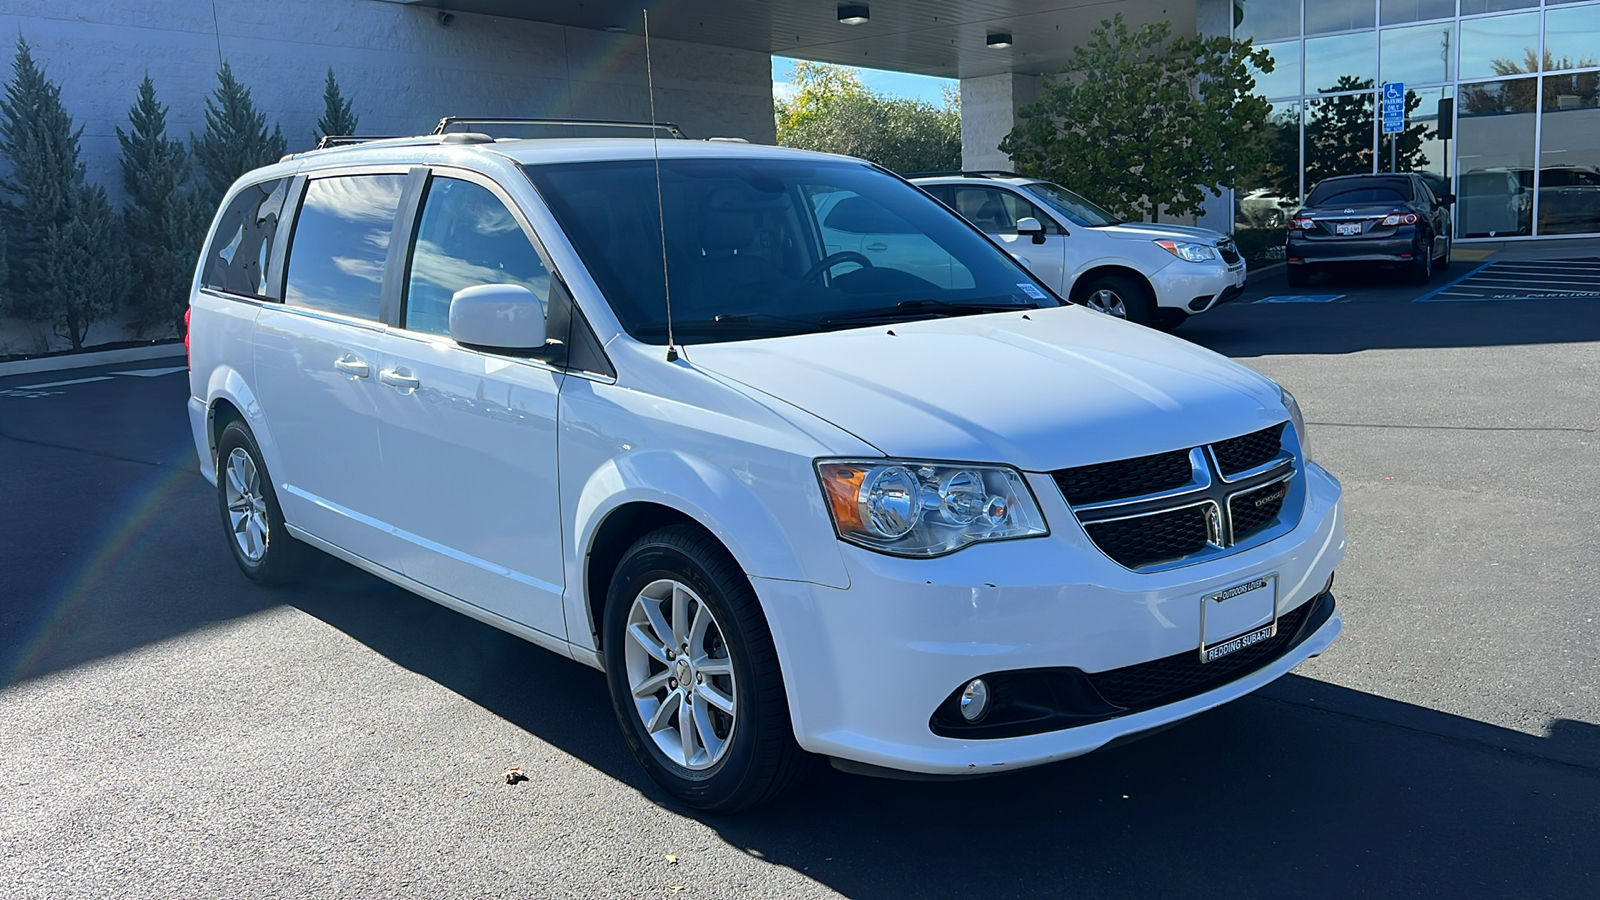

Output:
xmin=1054 ymin=423 xmax=1299 ymax=571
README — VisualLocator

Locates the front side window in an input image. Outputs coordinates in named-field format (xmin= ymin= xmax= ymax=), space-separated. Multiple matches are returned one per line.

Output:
xmin=943 ymin=186 xmax=1059 ymax=234
xmin=523 ymin=158 xmax=1057 ymax=345
xmin=200 ymin=177 xmax=287 ymax=298
xmin=283 ymin=174 xmax=406 ymax=320
xmin=404 ymin=177 xmax=551 ymax=337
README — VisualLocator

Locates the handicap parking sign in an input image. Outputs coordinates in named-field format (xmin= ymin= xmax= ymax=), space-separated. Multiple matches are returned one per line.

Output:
xmin=1382 ymin=81 xmax=1405 ymax=133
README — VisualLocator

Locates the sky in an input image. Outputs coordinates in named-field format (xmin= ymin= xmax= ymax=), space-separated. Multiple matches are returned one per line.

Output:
xmin=771 ymin=56 xmax=956 ymax=104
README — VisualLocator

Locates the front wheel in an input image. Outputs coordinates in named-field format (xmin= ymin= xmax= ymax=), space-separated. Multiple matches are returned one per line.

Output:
xmin=602 ymin=525 xmax=810 ymax=813
xmin=1078 ymin=273 xmax=1156 ymax=326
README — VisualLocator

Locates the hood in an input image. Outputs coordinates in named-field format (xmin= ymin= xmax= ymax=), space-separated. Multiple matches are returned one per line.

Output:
xmin=686 ymin=306 xmax=1286 ymax=472
xmin=1092 ymin=221 xmax=1229 ymax=244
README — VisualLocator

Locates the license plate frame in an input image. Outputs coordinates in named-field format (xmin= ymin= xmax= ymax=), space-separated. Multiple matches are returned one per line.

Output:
xmin=1199 ymin=575 xmax=1279 ymax=664
xmin=1335 ymin=222 xmax=1362 ymax=236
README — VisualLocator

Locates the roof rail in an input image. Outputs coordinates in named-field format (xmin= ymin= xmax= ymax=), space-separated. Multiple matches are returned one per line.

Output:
xmin=314 ymin=134 xmax=406 ymax=150
xmin=431 ymin=117 xmax=688 ymax=139
xmin=903 ymin=170 xmax=1022 ymax=180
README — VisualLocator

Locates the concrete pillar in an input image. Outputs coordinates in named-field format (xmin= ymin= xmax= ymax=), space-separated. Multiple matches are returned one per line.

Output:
xmin=1196 ymin=0 xmax=1236 ymax=234
xmin=959 ymin=72 xmax=1040 ymax=171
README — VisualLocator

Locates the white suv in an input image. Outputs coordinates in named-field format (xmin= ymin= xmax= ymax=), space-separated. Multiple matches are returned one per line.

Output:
xmin=911 ymin=172 xmax=1248 ymax=329
xmin=187 ymin=127 xmax=1343 ymax=812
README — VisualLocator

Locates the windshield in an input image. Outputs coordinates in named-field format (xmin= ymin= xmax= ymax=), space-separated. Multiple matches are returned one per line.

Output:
xmin=522 ymin=158 xmax=1058 ymax=344
xmin=1022 ymin=182 xmax=1122 ymax=227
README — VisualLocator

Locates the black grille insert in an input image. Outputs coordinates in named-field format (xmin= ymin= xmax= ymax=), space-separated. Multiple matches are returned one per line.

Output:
xmin=1230 ymin=480 xmax=1288 ymax=541
xmin=1083 ymin=505 xmax=1210 ymax=569
xmin=1212 ymin=423 xmax=1286 ymax=476
xmin=1053 ymin=449 xmax=1192 ymax=505
xmin=1217 ymin=241 xmax=1242 ymax=266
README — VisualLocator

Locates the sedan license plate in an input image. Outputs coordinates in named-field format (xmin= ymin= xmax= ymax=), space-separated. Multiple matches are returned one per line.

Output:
xmin=1200 ymin=575 xmax=1278 ymax=663
xmin=1335 ymin=222 xmax=1362 ymax=236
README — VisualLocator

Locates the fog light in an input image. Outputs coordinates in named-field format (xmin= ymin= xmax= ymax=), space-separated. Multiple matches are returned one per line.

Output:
xmin=959 ymin=679 xmax=990 ymax=721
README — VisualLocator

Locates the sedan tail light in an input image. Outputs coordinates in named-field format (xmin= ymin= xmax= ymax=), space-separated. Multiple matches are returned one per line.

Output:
xmin=1381 ymin=213 xmax=1420 ymax=226
xmin=1288 ymin=217 xmax=1316 ymax=231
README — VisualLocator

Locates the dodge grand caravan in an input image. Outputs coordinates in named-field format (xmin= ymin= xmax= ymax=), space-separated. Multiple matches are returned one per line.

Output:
xmin=187 ymin=123 xmax=1344 ymax=812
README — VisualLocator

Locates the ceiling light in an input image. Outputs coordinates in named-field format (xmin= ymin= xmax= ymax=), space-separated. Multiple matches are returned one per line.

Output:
xmin=987 ymin=32 xmax=1013 ymax=49
xmin=838 ymin=4 xmax=870 ymax=25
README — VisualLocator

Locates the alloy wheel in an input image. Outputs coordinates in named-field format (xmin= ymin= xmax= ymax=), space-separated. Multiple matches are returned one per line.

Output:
xmin=223 ymin=447 xmax=269 ymax=562
xmin=1086 ymin=289 xmax=1128 ymax=318
xmin=623 ymin=578 xmax=738 ymax=770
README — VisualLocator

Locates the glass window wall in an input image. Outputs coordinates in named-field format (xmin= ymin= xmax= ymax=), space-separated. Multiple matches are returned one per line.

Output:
xmin=1379 ymin=86 xmax=1453 ymax=184
xmin=1306 ymin=0 xmax=1376 ymax=35
xmin=1381 ymin=0 xmax=1458 ymax=26
xmin=1459 ymin=0 xmax=1536 ymax=15
xmin=1234 ymin=100 xmax=1303 ymax=262
xmin=1252 ymin=41 xmax=1303 ymax=99
xmin=1381 ymin=22 xmax=1455 ymax=85
xmin=1458 ymin=12 xmax=1540 ymax=81
xmin=1305 ymin=93 xmax=1377 ymax=186
xmin=1456 ymin=78 xmax=1537 ymax=236
xmin=1306 ymin=31 xmax=1377 ymax=94
xmin=1538 ymin=73 xmax=1600 ymax=234
xmin=1236 ymin=0 xmax=1302 ymax=43
xmin=1544 ymin=4 xmax=1600 ymax=72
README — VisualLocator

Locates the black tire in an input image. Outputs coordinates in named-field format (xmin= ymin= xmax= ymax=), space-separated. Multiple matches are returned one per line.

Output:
xmin=1409 ymin=238 xmax=1434 ymax=284
xmin=602 ymin=524 xmax=810 ymax=813
xmin=1077 ymin=273 xmax=1156 ymax=326
xmin=1285 ymin=264 xmax=1312 ymax=288
xmin=1436 ymin=234 xmax=1451 ymax=270
xmin=1151 ymin=309 xmax=1188 ymax=332
xmin=215 ymin=419 xmax=314 ymax=585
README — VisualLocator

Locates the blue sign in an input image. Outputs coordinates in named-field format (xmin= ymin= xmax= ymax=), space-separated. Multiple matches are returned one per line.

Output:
xmin=1382 ymin=81 xmax=1405 ymax=134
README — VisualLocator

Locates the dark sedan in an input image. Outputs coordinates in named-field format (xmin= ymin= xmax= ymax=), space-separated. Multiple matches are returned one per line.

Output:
xmin=1285 ymin=174 xmax=1453 ymax=286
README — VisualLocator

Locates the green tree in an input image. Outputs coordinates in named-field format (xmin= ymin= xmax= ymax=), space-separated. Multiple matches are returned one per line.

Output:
xmin=1304 ymin=78 xmax=1377 ymax=185
xmin=314 ymin=67 xmax=359 ymax=142
xmin=0 ymin=37 xmax=128 ymax=349
xmin=193 ymin=62 xmax=286 ymax=209
xmin=118 ymin=75 xmax=207 ymax=337
xmin=775 ymin=61 xmax=961 ymax=173
xmin=999 ymin=15 xmax=1274 ymax=222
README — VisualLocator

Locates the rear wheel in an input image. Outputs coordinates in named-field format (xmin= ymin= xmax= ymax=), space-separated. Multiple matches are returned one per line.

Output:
xmin=602 ymin=524 xmax=810 ymax=813
xmin=1409 ymin=238 xmax=1434 ymax=284
xmin=215 ymin=419 xmax=314 ymax=585
xmin=1079 ymin=274 xmax=1156 ymax=327
xmin=1436 ymin=234 xmax=1451 ymax=270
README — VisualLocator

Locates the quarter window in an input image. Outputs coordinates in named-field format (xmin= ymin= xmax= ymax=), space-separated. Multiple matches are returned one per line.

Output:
xmin=283 ymin=174 xmax=406 ymax=321
xmin=404 ymin=177 xmax=551 ymax=337
xmin=200 ymin=178 xmax=287 ymax=298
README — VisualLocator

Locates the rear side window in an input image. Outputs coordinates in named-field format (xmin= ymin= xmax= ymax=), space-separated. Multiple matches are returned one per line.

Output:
xmin=200 ymin=178 xmax=287 ymax=297
xmin=404 ymin=177 xmax=551 ymax=337
xmin=283 ymin=174 xmax=407 ymax=320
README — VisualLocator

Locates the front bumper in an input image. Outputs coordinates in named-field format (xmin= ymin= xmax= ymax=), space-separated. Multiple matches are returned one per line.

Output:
xmin=756 ymin=462 xmax=1345 ymax=776
xmin=1148 ymin=258 xmax=1248 ymax=313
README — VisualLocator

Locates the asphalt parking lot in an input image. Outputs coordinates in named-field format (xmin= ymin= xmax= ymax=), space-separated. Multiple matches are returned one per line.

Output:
xmin=3 ymin=260 xmax=1598 ymax=899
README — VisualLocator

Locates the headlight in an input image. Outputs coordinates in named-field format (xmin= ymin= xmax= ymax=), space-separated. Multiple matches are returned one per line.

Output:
xmin=1154 ymin=239 xmax=1218 ymax=262
xmin=817 ymin=460 xmax=1048 ymax=557
xmin=1281 ymin=387 xmax=1311 ymax=461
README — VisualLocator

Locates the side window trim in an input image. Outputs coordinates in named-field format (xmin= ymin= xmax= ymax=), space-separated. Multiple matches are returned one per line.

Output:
xmin=998 ymin=188 xmax=1064 ymax=235
xmin=381 ymin=167 xmax=431 ymax=328
xmin=262 ymin=174 xmax=307 ymax=303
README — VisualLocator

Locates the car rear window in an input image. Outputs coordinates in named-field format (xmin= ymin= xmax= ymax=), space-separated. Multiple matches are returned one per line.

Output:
xmin=1307 ymin=180 xmax=1412 ymax=206
xmin=200 ymin=178 xmax=288 ymax=298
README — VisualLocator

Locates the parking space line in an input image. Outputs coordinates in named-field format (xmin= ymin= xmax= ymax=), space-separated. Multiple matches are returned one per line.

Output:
xmin=1414 ymin=262 xmax=1494 ymax=302
xmin=14 ymin=375 xmax=115 ymax=390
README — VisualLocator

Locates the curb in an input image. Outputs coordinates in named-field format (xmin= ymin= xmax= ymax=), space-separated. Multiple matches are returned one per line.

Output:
xmin=0 ymin=343 xmax=185 ymax=378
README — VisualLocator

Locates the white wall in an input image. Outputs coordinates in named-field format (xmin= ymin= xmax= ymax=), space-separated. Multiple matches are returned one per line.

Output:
xmin=959 ymin=72 xmax=1039 ymax=171
xmin=0 ymin=0 xmax=776 ymax=202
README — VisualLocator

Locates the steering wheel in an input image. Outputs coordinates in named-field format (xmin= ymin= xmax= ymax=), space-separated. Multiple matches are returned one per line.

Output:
xmin=799 ymin=251 xmax=873 ymax=285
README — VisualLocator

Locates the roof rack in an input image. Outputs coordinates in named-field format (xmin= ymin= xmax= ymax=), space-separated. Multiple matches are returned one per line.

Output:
xmin=431 ymin=117 xmax=688 ymax=139
xmin=314 ymin=134 xmax=406 ymax=150
xmin=902 ymin=170 xmax=1022 ymax=180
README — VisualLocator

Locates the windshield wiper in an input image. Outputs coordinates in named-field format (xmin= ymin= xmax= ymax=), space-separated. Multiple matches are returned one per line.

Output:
xmin=822 ymin=298 xmax=1036 ymax=326
xmin=712 ymin=312 xmax=817 ymax=329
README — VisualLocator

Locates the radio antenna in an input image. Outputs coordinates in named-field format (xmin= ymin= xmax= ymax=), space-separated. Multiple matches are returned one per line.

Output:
xmin=643 ymin=9 xmax=679 ymax=362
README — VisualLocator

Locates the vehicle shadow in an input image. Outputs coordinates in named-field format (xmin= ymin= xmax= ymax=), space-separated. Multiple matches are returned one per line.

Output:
xmin=1181 ymin=287 xmax=1600 ymax=358
xmin=288 ymin=568 xmax=1600 ymax=900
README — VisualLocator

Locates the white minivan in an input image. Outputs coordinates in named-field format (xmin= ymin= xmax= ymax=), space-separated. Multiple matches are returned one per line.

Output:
xmin=187 ymin=127 xmax=1343 ymax=812
xmin=912 ymin=172 xmax=1248 ymax=329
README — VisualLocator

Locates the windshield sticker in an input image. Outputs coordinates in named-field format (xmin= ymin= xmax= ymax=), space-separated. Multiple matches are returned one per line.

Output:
xmin=1017 ymin=283 xmax=1048 ymax=300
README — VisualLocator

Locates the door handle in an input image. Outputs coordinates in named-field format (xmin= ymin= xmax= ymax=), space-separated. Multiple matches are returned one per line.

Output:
xmin=379 ymin=368 xmax=421 ymax=393
xmin=864 ymin=242 xmax=889 ymax=252
xmin=333 ymin=356 xmax=370 ymax=378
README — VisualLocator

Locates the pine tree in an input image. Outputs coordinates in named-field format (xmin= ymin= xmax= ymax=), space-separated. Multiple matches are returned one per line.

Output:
xmin=0 ymin=37 xmax=127 ymax=348
xmin=192 ymin=62 xmax=286 ymax=210
xmin=118 ymin=75 xmax=206 ymax=336
xmin=314 ymin=67 xmax=359 ymax=142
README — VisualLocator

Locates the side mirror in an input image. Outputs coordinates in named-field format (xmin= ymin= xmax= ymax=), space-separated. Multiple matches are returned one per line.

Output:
xmin=449 ymin=284 xmax=549 ymax=355
xmin=1015 ymin=216 xmax=1048 ymax=245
